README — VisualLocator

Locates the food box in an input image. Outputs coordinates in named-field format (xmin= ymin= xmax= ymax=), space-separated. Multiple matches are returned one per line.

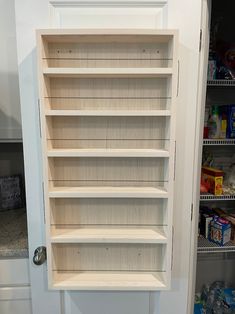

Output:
xmin=199 ymin=207 xmax=214 ymax=239
xmin=0 ymin=175 xmax=25 ymax=211
xmin=201 ymin=166 xmax=224 ymax=196
xmin=224 ymin=215 xmax=235 ymax=244
xmin=209 ymin=217 xmax=231 ymax=246
xmin=211 ymin=208 xmax=235 ymax=244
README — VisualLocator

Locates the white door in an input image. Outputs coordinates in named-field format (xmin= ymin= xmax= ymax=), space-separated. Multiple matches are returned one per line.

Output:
xmin=14 ymin=1 xmax=203 ymax=313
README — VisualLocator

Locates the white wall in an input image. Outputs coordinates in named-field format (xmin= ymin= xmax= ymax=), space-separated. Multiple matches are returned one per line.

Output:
xmin=0 ymin=0 xmax=22 ymax=140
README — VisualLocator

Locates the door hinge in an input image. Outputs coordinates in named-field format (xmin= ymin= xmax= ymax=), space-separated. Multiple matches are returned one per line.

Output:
xmin=191 ymin=203 xmax=194 ymax=221
xmin=199 ymin=29 xmax=202 ymax=52
xmin=171 ymin=226 xmax=174 ymax=270
xmin=38 ymin=99 xmax=42 ymax=138
xmin=42 ymin=182 xmax=45 ymax=224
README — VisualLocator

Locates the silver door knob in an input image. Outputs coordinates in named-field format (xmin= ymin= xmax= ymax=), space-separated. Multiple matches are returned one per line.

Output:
xmin=33 ymin=246 xmax=47 ymax=265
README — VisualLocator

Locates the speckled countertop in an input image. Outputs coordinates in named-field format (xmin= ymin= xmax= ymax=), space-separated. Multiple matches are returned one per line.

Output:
xmin=0 ymin=208 xmax=28 ymax=258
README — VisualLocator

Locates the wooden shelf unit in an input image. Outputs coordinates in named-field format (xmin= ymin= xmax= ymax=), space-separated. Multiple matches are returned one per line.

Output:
xmin=37 ymin=29 xmax=178 ymax=290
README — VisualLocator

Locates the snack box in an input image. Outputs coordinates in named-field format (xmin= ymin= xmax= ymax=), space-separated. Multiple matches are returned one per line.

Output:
xmin=201 ymin=167 xmax=224 ymax=196
xmin=209 ymin=217 xmax=231 ymax=246
xmin=199 ymin=207 xmax=214 ymax=239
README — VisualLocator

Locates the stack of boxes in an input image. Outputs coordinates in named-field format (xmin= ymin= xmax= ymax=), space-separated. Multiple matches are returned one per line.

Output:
xmin=199 ymin=206 xmax=235 ymax=246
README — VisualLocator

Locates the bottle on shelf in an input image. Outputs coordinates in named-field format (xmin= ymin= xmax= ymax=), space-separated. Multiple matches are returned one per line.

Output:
xmin=208 ymin=105 xmax=221 ymax=139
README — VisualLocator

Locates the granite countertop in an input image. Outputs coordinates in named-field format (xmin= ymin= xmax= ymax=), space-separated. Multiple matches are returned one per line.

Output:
xmin=0 ymin=208 xmax=28 ymax=258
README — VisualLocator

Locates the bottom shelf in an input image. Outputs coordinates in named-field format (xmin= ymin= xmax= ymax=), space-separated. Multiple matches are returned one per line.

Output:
xmin=52 ymin=271 xmax=167 ymax=290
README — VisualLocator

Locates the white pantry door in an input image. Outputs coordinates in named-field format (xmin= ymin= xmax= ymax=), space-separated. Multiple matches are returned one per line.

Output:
xmin=14 ymin=1 xmax=202 ymax=314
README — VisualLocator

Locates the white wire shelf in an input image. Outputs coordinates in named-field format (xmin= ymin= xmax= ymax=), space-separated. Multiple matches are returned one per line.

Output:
xmin=200 ymin=194 xmax=235 ymax=201
xmin=203 ymin=139 xmax=235 ymax=145
xmin=207 ymin=79 xmax=235 ymax=87
xmin=197 ymin=237 xmax=235 ymax=254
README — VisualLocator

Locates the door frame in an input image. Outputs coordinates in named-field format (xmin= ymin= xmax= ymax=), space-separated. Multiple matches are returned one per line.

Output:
xmin=187 ymin=0 xmax=211 ymax=312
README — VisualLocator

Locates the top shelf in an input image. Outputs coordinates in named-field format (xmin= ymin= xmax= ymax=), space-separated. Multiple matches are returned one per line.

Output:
xmin=207 ymin=80 xmax=235 ymax=87
xmin=43 ymin=67 xmax=173 ymax=78
xmin=38 ymin=28 xmax=177 ymax=43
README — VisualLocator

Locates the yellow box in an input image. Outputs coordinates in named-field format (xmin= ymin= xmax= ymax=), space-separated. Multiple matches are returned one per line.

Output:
xmin=201 ymin=166 xmax=224 ymax=196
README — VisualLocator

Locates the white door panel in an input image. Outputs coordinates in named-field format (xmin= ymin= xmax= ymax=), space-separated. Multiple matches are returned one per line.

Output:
xmin=15 ymin=0 xmax=202 ymax=313
xmin=49 ymin=4 xmax=167 ymax=28
xmin=63 ymin=291 xmax=150 ymax=314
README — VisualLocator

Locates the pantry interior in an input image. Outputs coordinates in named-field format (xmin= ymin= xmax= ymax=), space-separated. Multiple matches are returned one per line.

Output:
xmin=194 ymin=0 xmax=235 ymax=312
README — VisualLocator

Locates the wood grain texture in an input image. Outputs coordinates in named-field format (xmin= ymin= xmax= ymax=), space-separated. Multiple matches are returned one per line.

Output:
xmin=52 ymin=243 xmax=166 ymax=271
xmin=46 ymin=42 xmax=172 ymax=68
xmin=50 ymin=198 xmax=167 ymax=225
xmin=48 ymin=157 xmax=167 ymax=185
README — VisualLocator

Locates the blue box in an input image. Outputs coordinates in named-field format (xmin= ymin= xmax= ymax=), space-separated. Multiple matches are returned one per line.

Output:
xmin=227 ymin=105 xmax=235 ymax=138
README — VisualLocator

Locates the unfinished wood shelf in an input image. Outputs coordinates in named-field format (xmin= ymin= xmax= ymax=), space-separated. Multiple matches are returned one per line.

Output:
xmin=50 ymin=226 xmax=167 ymax=244
xmin=43 ymin=67 xmax=173 ymax=78
xmin=45 ymin=109 xmax=171 ymax=116
xmin=48 ymin=186 xmax=168 ymax=198
xmin=47 ymin=148 xmax=170 ymax=157
xmin=52 ymin=271 xmax=167 ymax=291
xmin=37 ymin=29 xmax=178 ymax=290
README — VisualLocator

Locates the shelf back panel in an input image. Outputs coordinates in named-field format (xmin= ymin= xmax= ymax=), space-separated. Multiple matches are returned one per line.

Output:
xmin=48 ymin=157 xmax=168 ymax=188
xmin=50 ymin=198 xmax=167 ymax=226
xmin=46 ymin=77 xmax=171 ymax=111
xmin=52 ymin=243 xmax=166 ymax=272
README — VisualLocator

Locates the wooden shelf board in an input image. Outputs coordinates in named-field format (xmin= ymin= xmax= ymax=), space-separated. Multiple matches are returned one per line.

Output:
xmin=50 ymin=226 xmax=167 ymax=243
xmin=43 ymin=67 xmax=173 ymax=78
xmin=49 ymin=186 xmax=168 ymax=198
xmin=52 ymin=271 xmax=166 ymax=290
xmin=47 ymin=148 xmax=169 ymax=158
xmin=45 ymin=109 xmax=171 ymax=117
xmin=38 ymin=28 xmax=177 ymax=39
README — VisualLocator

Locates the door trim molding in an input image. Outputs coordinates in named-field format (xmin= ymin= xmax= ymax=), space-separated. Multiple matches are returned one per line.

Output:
xmin=187 ymin=0 xmax=211 ymax=312
xmin=49 ymin=0 xmax=167 ymax=8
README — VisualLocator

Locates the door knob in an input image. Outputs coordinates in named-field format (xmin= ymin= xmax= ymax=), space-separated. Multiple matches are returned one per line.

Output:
xmin=33 ymin=246 xmax=47 ymax=265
